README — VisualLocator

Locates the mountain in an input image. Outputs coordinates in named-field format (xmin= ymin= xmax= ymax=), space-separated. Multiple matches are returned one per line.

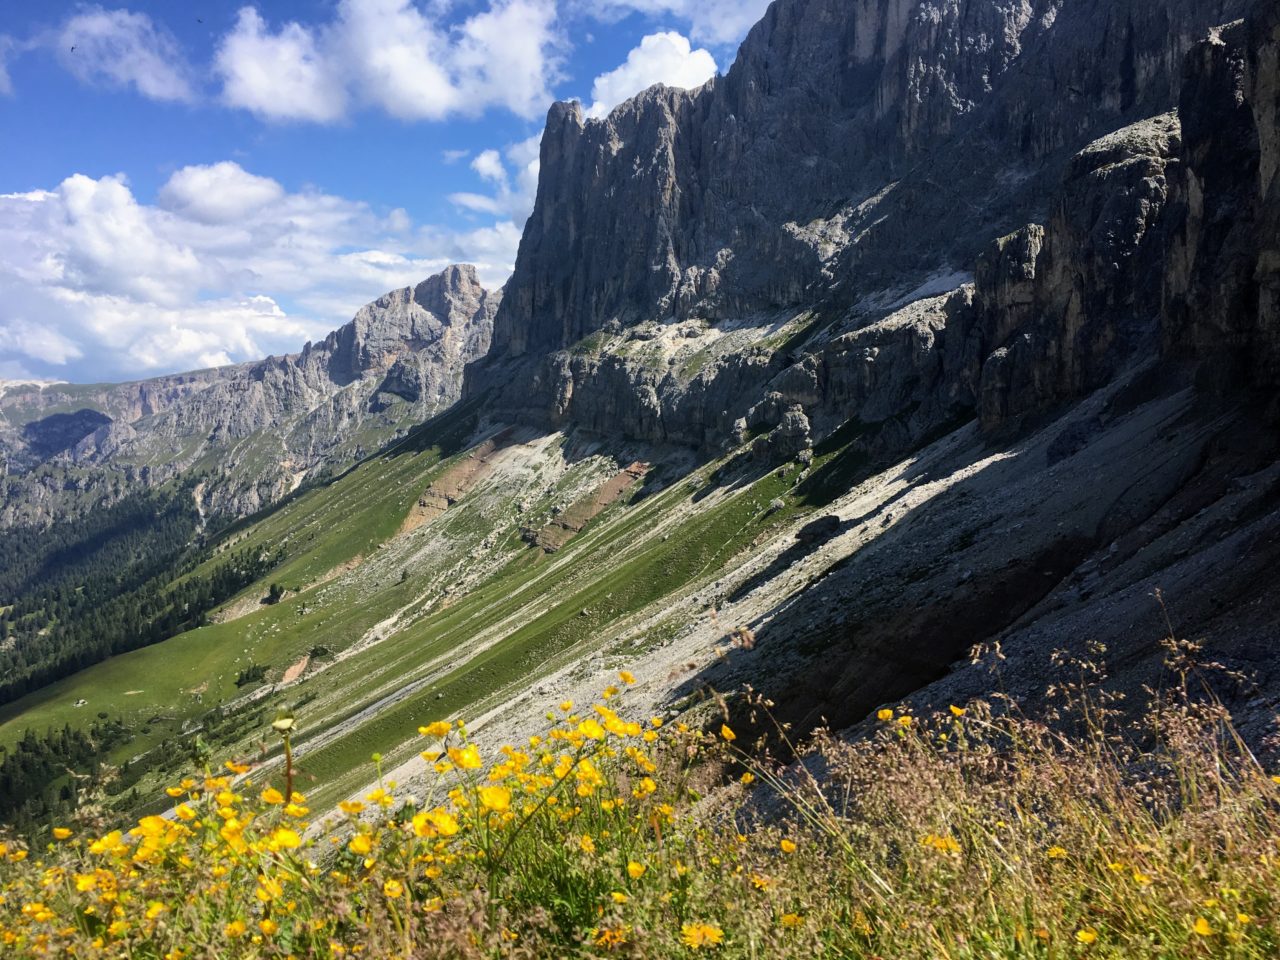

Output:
xmin=0 ymin=0 xmax=1277 ymax=833
xmin=0 ymin=265 xmax=496 ymax=526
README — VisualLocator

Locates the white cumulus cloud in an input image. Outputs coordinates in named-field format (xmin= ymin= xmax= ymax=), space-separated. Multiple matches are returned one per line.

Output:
xmin=157 ymin=162 xmax=286 ymax=224
xmin=0 ymin=164 xmax=523 ymax=381
xmin=57 ymin=6 xmax=196 ymax=102
xmin=214 ymin=7 xmax=348 ymax=123
xmin=586 ymin=31 xmax=716 ymax=118
xmin=215 ymin=0 xmax=563 ymax=124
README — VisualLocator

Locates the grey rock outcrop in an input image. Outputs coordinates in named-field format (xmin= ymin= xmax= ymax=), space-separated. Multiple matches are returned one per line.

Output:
xmin=1163 ymin=7 xmax=1280 ymax=388
xmin=472 ymin=0 xmax=1248 ymax=447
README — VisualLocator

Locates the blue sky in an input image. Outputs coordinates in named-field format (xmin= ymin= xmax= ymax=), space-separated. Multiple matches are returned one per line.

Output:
xmin=0 ymin=0 xmax=769 ymax=382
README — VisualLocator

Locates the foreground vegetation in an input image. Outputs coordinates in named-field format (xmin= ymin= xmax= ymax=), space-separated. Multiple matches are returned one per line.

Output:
xmin=1 ymin=655 xmax=1278 ymax=958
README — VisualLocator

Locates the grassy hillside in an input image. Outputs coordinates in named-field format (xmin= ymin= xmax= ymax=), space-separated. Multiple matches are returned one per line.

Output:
xmin=1 ymin=673 xmax=1276 ymax=958
xmin=0 ymin=395 xmax=870 ymax=824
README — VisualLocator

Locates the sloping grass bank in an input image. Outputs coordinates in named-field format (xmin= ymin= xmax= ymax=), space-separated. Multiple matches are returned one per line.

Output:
xmin=2 ymin=653 xmax=1278 ymax=959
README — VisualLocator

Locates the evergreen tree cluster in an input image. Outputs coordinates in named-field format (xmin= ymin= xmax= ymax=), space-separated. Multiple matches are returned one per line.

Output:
xmin=0 ymin=719 xmax=131 ymax=837
xmin=0 ymin=545 xmax=281 ymax=706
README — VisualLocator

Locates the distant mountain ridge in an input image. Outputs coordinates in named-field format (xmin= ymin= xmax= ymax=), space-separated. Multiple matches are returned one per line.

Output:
xmin=0 ymin=265 xmax=496 ymax=526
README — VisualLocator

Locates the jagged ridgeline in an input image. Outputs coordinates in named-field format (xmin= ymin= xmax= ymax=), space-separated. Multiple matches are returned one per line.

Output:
xmin=0 ymin=0 xmax=1277 ymax=845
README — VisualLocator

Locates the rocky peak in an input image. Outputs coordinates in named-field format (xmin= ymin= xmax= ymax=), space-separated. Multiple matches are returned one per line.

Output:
xmin=482 ymin=0 xmax=1247 ymax=382
xmin=328 ymin=264 xmax=495 ymax=384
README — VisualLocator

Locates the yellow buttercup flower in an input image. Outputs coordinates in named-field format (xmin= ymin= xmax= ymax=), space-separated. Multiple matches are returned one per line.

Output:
xmin=448 ymin=744 xmax=483 ymax=769
xmin=224 ymin=920 xmax=247 ymax=939
xmin=680 ymin=923 xmax=724 ymax=949
xmin=1193 ymin=917 xmax=1214 ymax=937
xmin=720 ymin=724 xmax=736 ymax=742
xmin=383 ymin=879 xmax=403 ymax=899
xmin=1076 ymin=928 xmax=1098 ymax=944
xmin=419 ymin=721 xmax=452 ymax=738
xmin=478 ymin=785 xmax=511 ymax=812
xmin=261 ymin=787 xmax=285 ymax=805
xmin=779 ymin=838 xmax=797 ymax=854
xmin=627 ymin=861 xmax=646 ymax=879
xmin=51 ymin=828 xmax=73 ymax=840
xmin=950 ymin=704 xmax=966 ymax=717
xmin=348 ymin=834 xmax=373 ymax=856
xmin=877 ymin=708 xmax=893 ymax=721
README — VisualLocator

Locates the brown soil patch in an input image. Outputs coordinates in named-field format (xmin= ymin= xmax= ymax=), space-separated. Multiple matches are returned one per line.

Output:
xmin=529 ymin=462 xmax=649 ymax=553
xmin=281 ymin=654 xmax=310 ymax=685
xmin=400 ymin=428 xmax=516 ymax=535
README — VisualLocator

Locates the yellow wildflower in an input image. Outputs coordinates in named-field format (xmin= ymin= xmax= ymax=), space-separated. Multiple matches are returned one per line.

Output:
xmin=261 ymin=787 xmax=285 ymax=805
xmin=51 ymin=828 xmax=72 ymax=841
xmin=627 ymin=861 xmax=646 ymax=879
xmin=1076 ymin=928 xmax=1098 ymax=944
xmin=680 ymin=923 xmax=725 ymax=949
xmin=780 ymin=838 xmax=797 ymax=854
xmin=720 ymin=724 xmax=736 ymax=741
xmin=1193 ymin=917 xmax=1214 ymax=937
xmin=383 ymin=879 xmax=403 ymax=899
xmin=619 ymin=671 xmax=636 ymax=684
xmin=595 ymin=926 xmax=628 ymax=950
xmin=224 ymin=920 xmax=247 ymax=939
xmin=448 ymin=744 xmax=483 ymax=769
xmin=478 ymin=786 xmax=512 ymax=812
xmin=877 ymin=708 xmax=893 ymax=721
xmin=419 ymin=721 xmax=452 ymax=738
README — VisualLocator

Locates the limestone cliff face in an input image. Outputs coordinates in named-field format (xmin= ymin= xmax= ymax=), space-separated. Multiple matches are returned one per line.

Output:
xmin=488 ymin=0 xmax=1246 ymax=364
xmin=1163 ymin=6 xmax=1280 ymax=388
xmin=474 ymin=0 xmax=1248 ymax=444
xmin=0 ymin=266 xmax=496 ymax=525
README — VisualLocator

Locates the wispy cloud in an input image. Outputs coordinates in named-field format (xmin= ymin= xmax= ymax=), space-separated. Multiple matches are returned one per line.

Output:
xmin=57 ymin=6 xmax=196 ymax=102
